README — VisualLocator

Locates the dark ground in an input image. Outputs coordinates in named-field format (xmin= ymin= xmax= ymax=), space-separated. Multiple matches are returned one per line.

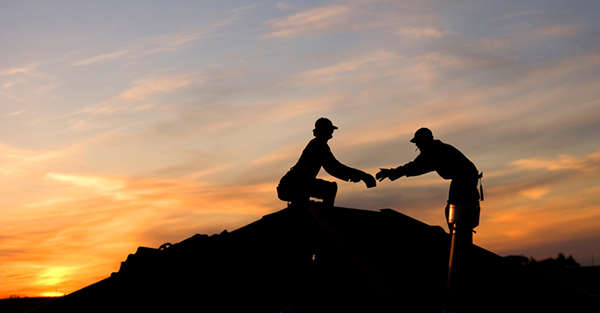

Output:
xmin=533 ymin=266 xmax=600 ymax=297
xmin=2 ymin=267 xmax=598 ymax=313
xmin=0 ymin=297 xmax=58 ymax=313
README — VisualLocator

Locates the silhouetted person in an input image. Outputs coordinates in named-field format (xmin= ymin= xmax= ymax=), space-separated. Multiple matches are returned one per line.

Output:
xmin=277 ymin=118 xmax=376 ymax=206
xmin=376 ymin=127 xmax=483 ymax=311
xmin=376 ymin=128 xmax=482 ymax=226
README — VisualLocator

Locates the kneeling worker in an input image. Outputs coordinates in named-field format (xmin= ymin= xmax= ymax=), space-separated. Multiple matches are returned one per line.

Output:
xmin=277 ymin=118 xmax=376 ymax=206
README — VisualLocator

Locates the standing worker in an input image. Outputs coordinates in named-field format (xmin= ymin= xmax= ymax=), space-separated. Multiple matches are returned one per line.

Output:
xmin=277 ymin=118 xmax=376 ymax=206
xmin=375 ymin=127 xmax=482 ymax=227
xmin=376 ymin=127 xmax=483 ymax=312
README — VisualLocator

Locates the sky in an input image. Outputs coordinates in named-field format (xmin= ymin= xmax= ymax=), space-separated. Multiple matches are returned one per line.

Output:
xmin=1 ymin=0 xmax=600 ymax=297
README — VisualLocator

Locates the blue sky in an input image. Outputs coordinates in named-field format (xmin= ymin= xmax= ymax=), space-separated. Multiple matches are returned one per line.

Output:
xmin=1 ymin=0 xmax=600 ymax=296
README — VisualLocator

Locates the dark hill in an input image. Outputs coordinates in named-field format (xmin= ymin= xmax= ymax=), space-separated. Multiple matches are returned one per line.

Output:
xmin=31 ymin=202 xmax=598 ymax=312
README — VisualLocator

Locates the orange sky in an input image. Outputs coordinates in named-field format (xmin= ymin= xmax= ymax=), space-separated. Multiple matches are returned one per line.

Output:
xmin=1 ymin=0 xmax=600 ymax=297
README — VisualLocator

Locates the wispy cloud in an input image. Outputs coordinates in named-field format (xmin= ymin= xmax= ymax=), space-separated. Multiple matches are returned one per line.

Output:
xmin=3 ymin=80 xmax=26 ymax=88
xmin=0 ymin=136 xmax=105 ymax=178
xmin=47 ymin=173 xmax=126 ymax=192
xmin=396 ymin=27 xmax=445 ymax=40
xmin=519 ymin=186 xmax=551 ymax=200
xmin=0 ymin=91 xmax=29 ymax=104
xmin=0 ymin=61 xmax=60 ymax=97
xmin=262 ymin=5 xmax=352 ymax=39
xmin=533 ymin=24 xmax=576 ymax=39
xmin=25 ymin=197 xmax=81 ymax=208
xmin=262 ymin=0 xmax=440 ymax=40
xmin=63 ymin=119 xmax=99 ymax=132
xmin=287 ymin=50 xmax=397 ymax=86
xmin=0 ymin=63 xmax=41 ymax=76
xmin=488 ymin=9 xmax=546 ymax=23
xmin=478 ymin=183 xmax=600 ymax=252
xmin=0 ymin=144 xmax=64 ymax=176
xmin=223 ymin=3 xmax=263 ymax=15
xmin=77 ymin=73 xmax=198 ymax=115
xmin=467 ymin=38 xmax=515 ymax=52
xmin=71 ymin=51 xmax=128 ymax=66
xmin=71 ymin=20 xmax=232 ymax=66
xmin=510 ymin=151 xmax=600 ymax=173
xmin=117 ymin=76 xmax=194 ymax=102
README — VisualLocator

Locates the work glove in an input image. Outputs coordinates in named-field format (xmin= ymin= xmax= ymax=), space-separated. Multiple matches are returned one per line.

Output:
xmin=349 ymin=171 xmax=377 ymax=188
xmin=377 ymin=166 xmax=405 ymax=181
xmin=362 ymin=172 xmax=377 ymax=188
xmin=376 ymin=168 xmax=392 ymax=181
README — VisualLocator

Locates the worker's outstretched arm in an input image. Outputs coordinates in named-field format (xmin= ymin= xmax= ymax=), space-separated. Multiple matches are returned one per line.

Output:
xmin=322 ymin=146 xmax=375 ymax=187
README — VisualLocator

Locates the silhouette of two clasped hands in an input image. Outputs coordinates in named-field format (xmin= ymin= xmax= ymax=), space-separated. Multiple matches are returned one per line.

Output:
xmin=359 ymin=171 xmax=377 ymax=188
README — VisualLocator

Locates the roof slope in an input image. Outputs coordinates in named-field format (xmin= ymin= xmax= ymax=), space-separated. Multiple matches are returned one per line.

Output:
xmin=32 ymin=202 xmax=598 ymax=313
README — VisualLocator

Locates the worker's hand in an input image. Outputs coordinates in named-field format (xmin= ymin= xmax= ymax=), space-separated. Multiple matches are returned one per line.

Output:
xmin=362 ymin=172 xmax=377 ymax=188
xmin=376 ymin=168 xmax=391 ymax=182
xmin=349 ymin=176 xmax=361 ymax=183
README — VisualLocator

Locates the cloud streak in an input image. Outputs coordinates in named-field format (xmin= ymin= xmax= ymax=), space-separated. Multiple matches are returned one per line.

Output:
xmin=0 ymin=63 xmax=41 ymax=76
xmin=71 ymin=51 xmax=128 ymax=66
xmin=396 ymin=26 xmax=446 ymax=40
xmin=263 ymin=5 xmax=352 ymax=39
xmin=74 ymin=73 xmax=198 ymax=116
xmin=511 ymin=151 xmax=600 ymax=173
xmin=71 ymin=19 xmax=232 ymax=67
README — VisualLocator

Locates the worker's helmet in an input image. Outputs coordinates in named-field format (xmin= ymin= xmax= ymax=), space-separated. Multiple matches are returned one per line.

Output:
xmin=410 ymin=127 xmax=433 ymax=143
xmin=314 ymin=117 xmax=338 ymax=131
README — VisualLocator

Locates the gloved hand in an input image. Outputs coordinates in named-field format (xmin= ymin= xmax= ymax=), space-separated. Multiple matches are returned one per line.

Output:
xmin=349 ymin=172 xmax=377 ymax=188
xmin=377 ymin=166 xmax=405 ymax=181
xmin=362 ymin=172 xmax=377 ymax=188
xmin=376 ymin=168 xmax=392 ymax=182
xmin=349 ymin=176 xmax=362 ymax=183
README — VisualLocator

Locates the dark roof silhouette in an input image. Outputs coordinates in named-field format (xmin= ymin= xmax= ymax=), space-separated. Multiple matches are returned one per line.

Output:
xmin=32 ymin=203 xmax=598 ymax=313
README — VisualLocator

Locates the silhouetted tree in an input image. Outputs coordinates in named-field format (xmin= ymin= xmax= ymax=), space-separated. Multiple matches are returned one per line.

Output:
xmin=528 ymin=257 xmax=537 ymax=268
xmin=526 ymin=253 xmax=580 ymax=269
xmin=557 ymin=253 xmax=566 ymax=268
xmin=566 ymin=255 xmax=581 ymax=267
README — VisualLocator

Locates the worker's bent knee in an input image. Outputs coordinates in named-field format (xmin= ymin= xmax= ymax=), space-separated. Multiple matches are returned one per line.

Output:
xmin=277 ymin=184 xmax=308 ymax=203
xmin=310 ymin=179 xmax=336 ymax=200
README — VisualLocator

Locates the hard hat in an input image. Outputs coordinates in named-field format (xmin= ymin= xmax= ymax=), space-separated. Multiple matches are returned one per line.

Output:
xmin=315 ymin=117 xmax=338 ymax=130
xmin=410 ymin=127 xmax=433 ymax=143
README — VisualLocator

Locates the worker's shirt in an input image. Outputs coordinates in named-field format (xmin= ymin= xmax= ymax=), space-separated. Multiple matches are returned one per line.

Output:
xmin=289 ymin=137 xmax=363 ymax=182
xmin=401 ymin=140 xmax=478 ymax=180
xmin=398 ymin=140 xmax=480 ymax=205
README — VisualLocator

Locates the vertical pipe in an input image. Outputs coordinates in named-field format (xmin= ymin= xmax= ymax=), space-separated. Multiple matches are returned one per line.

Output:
xmin=445 ymin=204 xmax=479 ymax=313
xmin=446 ymin=224 xmax=473 ymax=312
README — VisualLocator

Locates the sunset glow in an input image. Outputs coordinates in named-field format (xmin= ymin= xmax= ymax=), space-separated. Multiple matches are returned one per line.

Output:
xmin=1 ymin=0 xmax=600 ymax=297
